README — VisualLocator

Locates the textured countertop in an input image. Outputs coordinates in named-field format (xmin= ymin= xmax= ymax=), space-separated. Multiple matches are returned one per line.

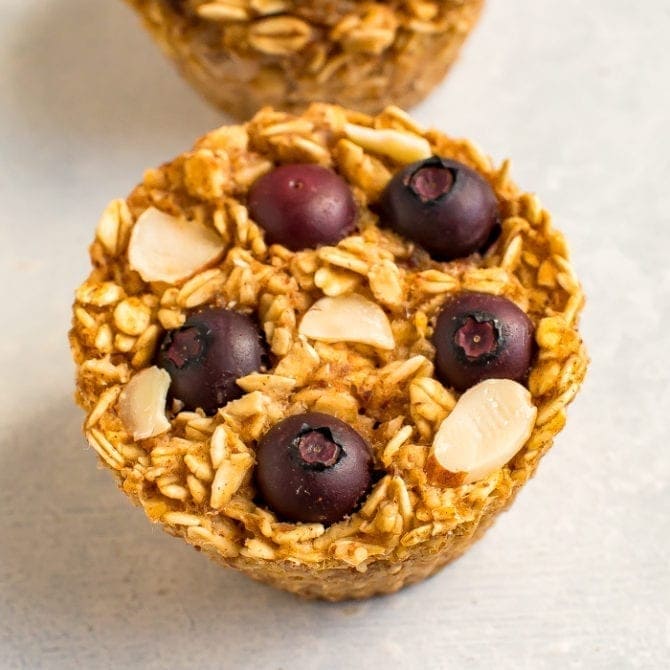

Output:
xmin=1 ymin=1 xmax=668 ymax=668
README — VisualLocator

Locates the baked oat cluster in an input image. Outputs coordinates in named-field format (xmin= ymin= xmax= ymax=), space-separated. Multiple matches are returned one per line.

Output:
xmin=70 ymin=104 xmax=588 ymax=600
xmin=123 ymin=0 xmax=484 ymax=119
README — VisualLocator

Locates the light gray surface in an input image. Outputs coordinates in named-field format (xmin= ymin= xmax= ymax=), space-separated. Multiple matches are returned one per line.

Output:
xmin=1 ymin=0 xmax=668 ymax=668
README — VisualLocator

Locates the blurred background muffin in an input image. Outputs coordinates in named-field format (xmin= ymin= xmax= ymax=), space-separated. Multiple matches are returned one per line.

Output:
xmin=124 ymin=0 xmax=485 ymax=119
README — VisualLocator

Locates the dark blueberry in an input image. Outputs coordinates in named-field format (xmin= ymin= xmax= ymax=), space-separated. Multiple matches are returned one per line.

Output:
xmin=248 ymin=164 xmax=356 ymax=251
xmin=255 ymin=412 xmax=373 ymax=525
xmin=378 ymin=156 xmax=499 ymax=261
xmin=432 ymin=292 xmax=534 ymax=391
xmin=156 ymin=307 xmax=264 ymax=415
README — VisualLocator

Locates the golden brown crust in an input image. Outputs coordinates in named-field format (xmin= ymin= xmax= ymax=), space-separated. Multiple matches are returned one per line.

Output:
xmin=70 ymin=104 xmax=588 ymax=599
xmin=123 ymin=0 xmax=485 ymax=119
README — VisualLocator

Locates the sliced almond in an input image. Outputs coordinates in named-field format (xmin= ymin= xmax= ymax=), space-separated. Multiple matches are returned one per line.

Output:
xmin=429 ymin=379 xmax=537 ymax=484
xmin=118 ymin=366 xmax=171 ymax=440
xmin=343 ymin=123 xmax=432 ymax=164
xmin=298 ymin=294 xmax=394 ymax=350
xmin=128 ymin=207 xmax=225 ymax=284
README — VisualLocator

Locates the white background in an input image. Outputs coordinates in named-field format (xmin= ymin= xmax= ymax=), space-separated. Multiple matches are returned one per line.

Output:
xmin=1 ymin=1 xmax=668 ymax=668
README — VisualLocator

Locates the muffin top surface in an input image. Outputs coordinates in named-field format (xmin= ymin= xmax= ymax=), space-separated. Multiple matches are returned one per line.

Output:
xmin=70 ymin=103 xmax=587 ymax=569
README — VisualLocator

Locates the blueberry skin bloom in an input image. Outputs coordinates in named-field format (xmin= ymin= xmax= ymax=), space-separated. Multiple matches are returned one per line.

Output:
xmin=248 ymin=164 xmax=357 ymax=251
xmin=156 ymin=307 xmax=264 ymax=415
xmin=433 ymin=292 xmax=535 ymax=391
xmin=378 ymin=156 xmax=499 ymax=261
xmin=255 ymin=412 xmax=374 ymax=526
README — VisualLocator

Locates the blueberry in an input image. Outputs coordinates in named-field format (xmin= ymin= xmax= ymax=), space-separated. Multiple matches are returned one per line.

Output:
xmin=156 ymin=307 xmax=264 ymax=415
xmin=248 ymin=164 xmax=356 ymax=251
xmin=255 ymin=412 xmax=373 ymax=525
xmin=433 ymin=292 xmax=534 ymax=391
xmin=378 ymin=156 xmax=499 ymax=261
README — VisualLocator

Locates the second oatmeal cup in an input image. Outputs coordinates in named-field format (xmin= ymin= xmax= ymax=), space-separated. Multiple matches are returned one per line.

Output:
xmin=124 ymin=0 xmax=485 ymax=119
xmin=70 ymin=103 xmax=587 ymax=600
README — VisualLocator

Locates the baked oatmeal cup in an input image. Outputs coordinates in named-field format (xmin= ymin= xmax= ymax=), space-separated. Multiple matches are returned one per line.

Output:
xmin=70 ymin=103 xmax=588 ymax=600
xmin=123 ymin=0 xmax=485 ymax=119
